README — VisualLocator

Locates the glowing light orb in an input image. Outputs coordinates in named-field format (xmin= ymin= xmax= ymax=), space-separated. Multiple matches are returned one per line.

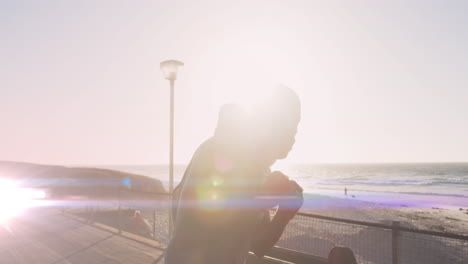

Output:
xmin=0 ymin=179 xmax=45 ymax=224
xmin=211 ymin=175 xmax=224 ymax=187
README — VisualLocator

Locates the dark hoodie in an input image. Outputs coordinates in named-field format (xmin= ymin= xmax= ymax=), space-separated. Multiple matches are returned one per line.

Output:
xmin=165 ymin=104 xmax=270 ymax=264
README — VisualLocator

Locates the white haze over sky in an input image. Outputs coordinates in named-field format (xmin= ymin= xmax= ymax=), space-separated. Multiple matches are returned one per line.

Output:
xmin=1 ymin=0 xmax=467 ymax=165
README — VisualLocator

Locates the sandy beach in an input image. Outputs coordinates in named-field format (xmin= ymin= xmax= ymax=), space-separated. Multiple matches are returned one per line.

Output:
xmin=300 ymin=193 xmax=468 ymax=234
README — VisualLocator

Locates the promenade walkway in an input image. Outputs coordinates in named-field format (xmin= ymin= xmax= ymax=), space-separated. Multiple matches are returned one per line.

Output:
xmin=0 ymin=209 xmax=165 ymax=264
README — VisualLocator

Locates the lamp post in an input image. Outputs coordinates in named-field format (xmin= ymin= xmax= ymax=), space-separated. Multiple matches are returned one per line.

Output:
xmin=160 ymin=60 xmax=184 ymax=238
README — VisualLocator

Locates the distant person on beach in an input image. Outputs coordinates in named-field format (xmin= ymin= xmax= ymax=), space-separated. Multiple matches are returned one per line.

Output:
xmin=344 ymin=187 xmax=348 ymax=196
xmin=165 ymin=87 xmax=303 ymax=264
xmin=328 ymin=246 xmax=358 ymax=264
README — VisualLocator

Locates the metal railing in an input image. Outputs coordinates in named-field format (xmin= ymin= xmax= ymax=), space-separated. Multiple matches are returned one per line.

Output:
xmin=64 ymin=191 xmax=468 ymax=264
xmin=278 ymin=212 xmax=468 ymax=264
xmin=63 ymin=189 xmax=170 ymax=244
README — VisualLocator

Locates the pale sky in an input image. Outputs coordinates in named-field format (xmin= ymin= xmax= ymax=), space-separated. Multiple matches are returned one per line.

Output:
xmin=1 ymin=0 xmax=467 ymax=165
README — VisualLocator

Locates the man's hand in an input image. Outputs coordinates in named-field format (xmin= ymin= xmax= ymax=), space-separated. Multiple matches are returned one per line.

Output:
xmin=262 ymin=171 xmax=297 ymax=195
xmin=276 ymin=182 xmax=303 ymax=222
xmin=260 ymin=171 xmax=304 ymax=221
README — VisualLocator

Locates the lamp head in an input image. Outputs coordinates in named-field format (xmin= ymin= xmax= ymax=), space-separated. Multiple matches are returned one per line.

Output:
xmin=160 ymin=60 xmax=184 ymax=80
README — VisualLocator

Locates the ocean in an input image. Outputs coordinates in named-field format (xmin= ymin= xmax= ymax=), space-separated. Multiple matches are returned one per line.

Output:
xmin=99 ymin=163 xmax=468 ymax=209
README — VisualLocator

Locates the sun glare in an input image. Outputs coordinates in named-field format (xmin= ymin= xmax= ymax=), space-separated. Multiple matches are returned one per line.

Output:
xmin=0 ymin=179 xmax=45 ymax=224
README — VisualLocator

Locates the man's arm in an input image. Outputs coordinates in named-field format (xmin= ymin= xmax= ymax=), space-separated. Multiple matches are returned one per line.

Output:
xmin=250 ymin=211 xmax=293 ymax=257
xmin=250 ymin=180 xmax=303 ymax=257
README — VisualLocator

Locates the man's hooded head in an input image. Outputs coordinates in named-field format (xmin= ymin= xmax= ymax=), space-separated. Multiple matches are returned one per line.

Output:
xmin=214 ymin=86 xmax=301 ymax=163
xmin=252 ymin=86 xmax=301 ymax=160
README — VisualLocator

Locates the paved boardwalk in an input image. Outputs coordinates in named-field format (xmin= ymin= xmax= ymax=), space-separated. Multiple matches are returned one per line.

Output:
xmin=0 ymin=209 xmax=165 ymax=264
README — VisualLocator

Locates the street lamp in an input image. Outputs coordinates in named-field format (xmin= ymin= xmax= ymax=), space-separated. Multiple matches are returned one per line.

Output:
xmin=160 ymin=60 xmax=184 ymax=237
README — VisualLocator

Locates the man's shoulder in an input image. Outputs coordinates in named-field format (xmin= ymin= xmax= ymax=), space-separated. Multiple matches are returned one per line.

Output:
xmin=183 ymin=138 xmax=216 ymax=178
xmin=197 ymin=137 xmax=215 ymax=152
xmin=190 ymin=138 xmax=215 ymax=163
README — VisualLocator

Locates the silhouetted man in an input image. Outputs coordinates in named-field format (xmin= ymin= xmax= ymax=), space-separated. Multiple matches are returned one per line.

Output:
xmin=165 ymin=87 xmax=303 ymax=264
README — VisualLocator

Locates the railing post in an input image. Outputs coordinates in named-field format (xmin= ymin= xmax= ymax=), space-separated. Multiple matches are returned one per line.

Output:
xmin=392 ymin=221 xmax=400 ymax=264
xmin=118 ymin=189 xmax=122 ymax=234
xmin=153 ymin=209 xmax=156 ymax=240
xmin=87 ymin=205 xmax=91 ymax=223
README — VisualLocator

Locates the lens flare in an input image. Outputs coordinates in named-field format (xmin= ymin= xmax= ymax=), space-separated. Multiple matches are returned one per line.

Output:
xmin=0 ymin=179 xmax=45 ymax=224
